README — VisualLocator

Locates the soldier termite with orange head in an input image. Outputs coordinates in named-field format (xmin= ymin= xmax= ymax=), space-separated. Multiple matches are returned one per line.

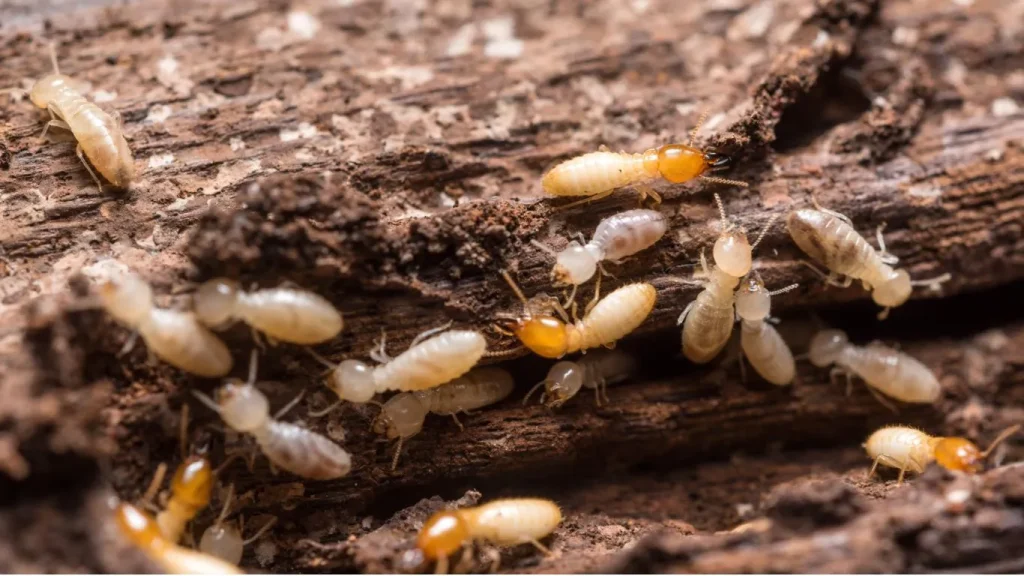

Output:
xmin=864 ymin=424 xmax=1021 ymax=484
xmin=371 ymin=367 xmax=515 ymax=470
xmin=192 ymin=351 xmax=352 ymax=480
xmin=734 ymin=273 xmax=799 ymax=386
xmin=417 ymin=498 xmax=562 ymax=574
xmin=787 ymin=206 xmax=951 ymax=319
xmin=500 ymin=271 xmax=656 ymax=359
xmin=29 ymin=43 xmax=134 ymax=192
xmin=112 ymin=501 xmax=243 ymax=574
xmin=677 ymin=194 xmax=778 ymax=364
xmin=808 ymin=329 xmax=941 ymax=410
xmin=541 ymin=111 xmax=747 ymax=208
xmin=98 ymin=271 xmax=233 ymax=378
xmin=193 ymin=279 xmax=343 ymax=345
xmin=199 ymin=485 xmax=277 ymax=565
xmin=523 ymin=349 xmax=637 ymax=408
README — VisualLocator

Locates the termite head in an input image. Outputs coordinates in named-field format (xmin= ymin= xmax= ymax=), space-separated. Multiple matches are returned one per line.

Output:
xmin=417 ymin=510 xmax=470 ymax=560
xmin=200 ymin=523 xmax=244 ymax=565
xmin=553 ymin=241 xmax=598 ymax=286
xmin=932 ymin=438 xmax=983 ymax=474
xmin=872 ymin=269 xmax=912 ymax=308
xmin=215 ymin=382 xmax=269 ymax=433
xmin=98 ymin=273 xmax=154 ymax=326
xmin=703 ymin=151 xmax=732 ymax=172
xmin=654 ymin=144 xmax=709 ymax=183
xmin=114 ymin=501 xmax=163 ymax=549
xmin=326 ymin=360 xmax=377 ymax=403
xmin=170 ymin=456 xmax=214 ymax=509
xmin=193 ymin=278 xmax=241 ymax=329
xmin=808 ymin=329 xmax=849 ymax=367
xmin=713 ymin=228 xmax=752 ymax=278
xmin=371 ymin=394 xmax=427 ymax=439
xmin=541 ymin=361 xmax=585 ymax=407
xmin=735 ymin=274 xmax=771 ymax=322
xmin=29 ymin=74 xmax=75 ymax=109
xmin=506 ymin=316 xmax=570 ymax=359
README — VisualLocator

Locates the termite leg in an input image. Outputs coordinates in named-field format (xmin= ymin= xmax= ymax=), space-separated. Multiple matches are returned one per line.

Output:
xmin=810 ymin=196 xmax=854 ymax=226
xmin=554 ymin=188 xmax=615 ymax=212
xmin=897 ymin=461 xmax=909 ymax=485
xmin=308 ymin=400 xmax=344 ymax=418
xmin=865 ymin=385 xmax=899 ymax=415
xmin=798 ymin=260 xmax=853 ymax=288
xmin=409 ymin=321 xmax=455 ymax=348
xmin=139 ymin=462 xmax=168 ymax=511
xmin=876 ymin=307 xmax=892 ymax=321
xmin=118 ymin=331 xmax=139 ymax=357
xmin=484 ymin=545 xmax=502 ymax=573
xmin=250 ymin=327 xmax=268 ymax=351
xmin=868 ymin=454 xmax=903 ymax=481
xmin=561 ymin=284 xmax=578 ymax=312
xmin=601 ymin=381 xmax=611 ymax=405
xmin=434 ymin=555 xmax=449 ymax=575
xmin=874 ymin=223 xmax=899 ymax=265
xmin=370 ymin=328 xmax=392 ymax=364
xmin=593 ymin=385 xmax=602 ymax=407
xmin=242 ymin=516 xmax=278 ymax=545
xmin=676 ymin=302 xmax=695 ymax=326
xmin=584 ymin=273 xmax=602 ymax=316
xmin=274 ymin=390 xmax=306 ymax=420
xmin=526 ymin=537 xmax=553 ymax=556
xmin=868 ymin=455 xmax=883 ymax=479
xmin=634 ymin=182 xmax=662 ymax=206
xmin=75 ymin=144 xmax=105 ymax=193
xmin=449 ymin=414 xmax=464 ymax=431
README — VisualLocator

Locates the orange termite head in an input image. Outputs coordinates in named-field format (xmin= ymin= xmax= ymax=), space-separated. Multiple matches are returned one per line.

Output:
xmin=933 ymin=438 xmax=984 ymax=474
xmin=506 ymin=315 xmax=570 ymax=359
xmin=170 ymin=456 xmax=214 ymax=509
xmin=654 ymin=144 xmax=708 ymax=184
xmin=113 ymin=501 xmax=163 ymax=550
xmin=417 ymin=510 xmax=470 ymax=561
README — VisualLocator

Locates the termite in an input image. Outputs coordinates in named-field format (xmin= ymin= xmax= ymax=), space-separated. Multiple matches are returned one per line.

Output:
xmin=192 ymin=351 xmax=352 ymax=480
xmin=734 ymin=273 xmax=799 ymax=386
xmin=371 ymin=367 xmax=515 ymax=470
xmin=29 ymin=43 xmax=134 ymax=192
xmin=98 ymin=272 xmax=233 ymax=378
xmin=142 ymin=455 xmax=213 ymax=544
xmin=786 ymin=206 xmax=950 ymax=319
xmin=113 ymin=501 xmax=243 ymax=574
xmin=523 ymin=349 xmax=636 ymax=408
xmin=808 ymin=329 xmax=941 ymax=410
xmin=193 ymin=278 xmax=343 ymax=345
xmin=417 ymin=498 xmax=562 ymax=574
xmin=677 ymin=194 xmax=776 ymax=364
xmin=864 ymin=424 xmax=1021 ymax=483
xmin=199 ymin=485 xmax=277 ymax=565
xmin=307 ymin=326 xmax=488 ymax=414
xmin=541 ymin=111 xmax=747 ymax=208
xmin=499 ymin=271 xmax=656 ymax=359
xmin=531 ymin=209 xmax=668 ymax=291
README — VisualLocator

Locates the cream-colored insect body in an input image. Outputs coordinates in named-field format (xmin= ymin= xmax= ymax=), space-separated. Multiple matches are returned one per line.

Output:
xmin=533 ymin=209 xmax=668 ymax=287
xmin=501 ymin=271 xmax=656 ymax=359
xmin=192 ymin=352 xmax=352 ymax=480
xmin=787 ymin=207 xmax=950 ymax=319
xmin=193 ymin=279 xmax=343 ymax=345
xmin=113 ymin=501 xmax=243 ymax=574
xmin=541 ymin=113 xmax=747 ymax=207
xmin=678 ymin=195 xmax=775 ymax=364
xmin=808 ymin=329 xmax=941 ymax=409
xmin=30 ymin=44 xmax=134 ymax=191
xmin=417 ymin=498 xmax=562 ymax=573
xmin=864 ymin=424 xmax=1021 ymax=483
xmin=734 ymin=274 xmax=799 ymax=386
xmin=372 ymin=367 xmax=515 ymax=469
xmin=199 ymin=485 xmax=277 ymax=565
xmin=524 ymin=349 xmax=637 ymax=408
xmin=98 ymin=272 xmax=233 ymax=378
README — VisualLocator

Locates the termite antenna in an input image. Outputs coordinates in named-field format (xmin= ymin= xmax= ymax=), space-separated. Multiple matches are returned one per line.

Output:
xmin=522 ymin=381 xmax=547 ymax=405
xmin=751 ymin=213 xmax=781 ymax=251
xmin=191 ymin=389 xmax=222 ymax=414
xmin=701 ymin=176 xmax=750 ymax=188
xmin=215 ymin=484 xmax=235 ymax=526
xmin=714 ymin=193 xmax=728 ymax=232
xmin=140 ymin=462 xmax=168 ymax=508
xmin=483 ymin=346 xmax=524 ymax=358
xmin=530 ymin=239 xmax=559 ymax=258
xmin=243 ymin=516 xmax=278 ymax=545
xmin=981 ymin=424 xmax=1022 ymax=458
xmin=49 ymin=42 xmax=60 ymax=75
xmin=768 ymin=283 xmax=800 ymax=297
xmin=179 ymin=404 xmax=190 ymax=460
xmin=501 ymin=269 xmax=530 ymax=308
xmin=910 ymin=273 xmax=952 ymax=289
xmin=688 ymin=108 xmax=709 ymax=147
xmin=246 ymin=349 xmax=259 ymax=386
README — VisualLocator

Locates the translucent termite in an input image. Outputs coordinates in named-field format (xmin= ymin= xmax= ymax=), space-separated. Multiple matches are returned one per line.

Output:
xmin=808 ymin=329 xmax=941 ymax=410
xmin=193 ymin=279 xmax=343 ymax=345
xmin=29 ymin=44 xmax=134 ymax=191
xmin=532 ymin=209 xmax=668 ymax=288
xmin=541 ymin=112 xmax=747 ymax=207
xmin=113 ymin=501 xmax=243 ymax=574
xmin=371 ymin=367 xmax=515 ymax=470
xmin=734 ymin=273 xmax=799 ymax=386
xmin=98 ymin=272 xmax=233 ymax=378
xmin=417 ymin=498 xmax=562 ymax=574
xmin=864 ymin=424 xmax=1021 ymax=483
xmin=677 ymin=195 xmax=776 ymax=364
xmin=500 ymin=271 xmax=656 ymax=359
xmin=787 ymin=206 xmax=950 ymax=319
xmin=523 ymin=349 xmax=637 ymax=408
xmin=192 ymin=351 xmax=352 ymax=480
xmin=199 ymin=485 xmax=277 ymax=565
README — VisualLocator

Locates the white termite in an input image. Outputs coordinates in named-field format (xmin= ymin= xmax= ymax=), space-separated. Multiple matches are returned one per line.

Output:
xmin=734 ymin=273 xmax=799 ymax=386
xmin=192 ymin=351 xmax=352 ymax=480
xmin=523 ymin=349 xmax=637 ymax=408
xmin=193 ymin=278 xmax=343 ymax=345
xmin=199 ymin=484 xmax=277 ymax=565
xmin=98 ymin=272 xmax=233 ymax=378
xmin=864 ymin=424 xmax=1021 ymax=483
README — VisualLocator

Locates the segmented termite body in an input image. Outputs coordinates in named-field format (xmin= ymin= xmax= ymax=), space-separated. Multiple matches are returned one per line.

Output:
xmin=539 ymin=209 xmax=668 ymax=286
xmin=808 ymin=329 xmax=941 ymax=405
xmin=863 ymin=424 xmax=1021 ymax=483
xmin=502 ymin=271 xmax=656 ymax=359
xmin=113 ymin=502 xmax=243 ymax=574
xmin=154 ymin=456 xmax=214 ymax=543
xmin=526 ymin=349 xmax=637 ymax=408
xmin=418 ymin=498 xmax=562 ymax=573
xmin=734 ymin=274 xmax=798 ymax=386
xmin=193 ymin=279 xmax=343 ymax=345
xmin=98 ymin=272 xmax=233 ymax=378
xmin=30 ymin=46 xmax=134 ymax=191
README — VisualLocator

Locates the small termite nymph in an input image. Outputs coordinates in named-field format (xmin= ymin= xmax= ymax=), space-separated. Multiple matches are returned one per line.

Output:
xmin=112 ymin=501 xmax=243 ymax=574
xmin=98 ymin=272 xmax=233 ymax=378
xmin=677 ymin=195 xmax=777 ymax=364
xmin=523 ymin=349 xmax=637 ymax=408
xmin=417 ymin=498 xmax=562 ymax=574
xmin=199 ymin=484 xmax=277 ymax=565
xmin=786 ymin=206 xmax=951 ymax=319
xmin=734 ymin=273 xmax=799 ymax=386
xmin=192 ymin=351 xmax=352 ymax=480
xmin=500 ymin=271 xmax=656 ymax=359
xmin=808 ymin=329 xmax=941 ymax=410
xmin=371 ymin=367 xmax=515 ymax=470
xmin=864 ymin=424 xmax=1021 ymax=483
xmin=30 ymin=44 xmax=134 ymax=191
xmin=541 ymin=111 xmax=747 ymax=208
xmin=532 ymin=209 xmax=668 ymax=288
xmin=193 ymin=278 xmax=343 ymax=345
